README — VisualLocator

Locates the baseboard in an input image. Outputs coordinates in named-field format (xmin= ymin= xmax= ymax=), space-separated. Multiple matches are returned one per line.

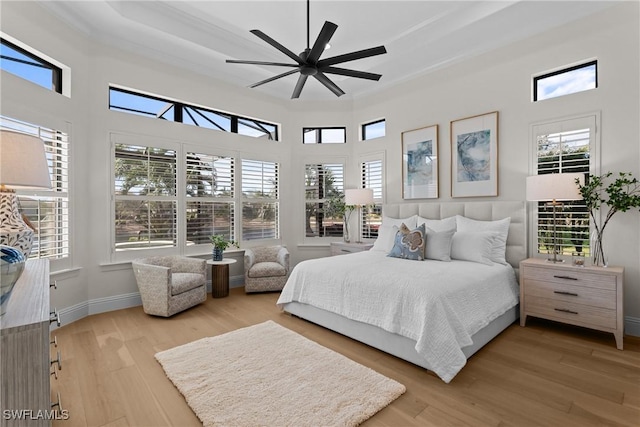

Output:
xmin=625 ymin=316 xmax=640 ymax=337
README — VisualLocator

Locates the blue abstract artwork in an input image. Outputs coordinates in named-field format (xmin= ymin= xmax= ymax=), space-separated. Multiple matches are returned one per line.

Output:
xmin=456 ymin=129 xmax=490 ymax=182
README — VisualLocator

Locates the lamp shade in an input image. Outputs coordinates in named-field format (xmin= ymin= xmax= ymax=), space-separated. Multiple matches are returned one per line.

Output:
xmin=345 ymin=188 xmax=374 ymax=206
xmin=526 ymin=173 xmax=584 ymax=201
xmin=0 ymin=130 xmax=52 ymax=190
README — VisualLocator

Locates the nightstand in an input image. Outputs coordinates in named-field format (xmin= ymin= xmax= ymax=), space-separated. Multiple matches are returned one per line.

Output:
xmin=519 ymin=257 xmax=624 ymax=349
xmin=330 ymin=241 xmax=374 ymax=256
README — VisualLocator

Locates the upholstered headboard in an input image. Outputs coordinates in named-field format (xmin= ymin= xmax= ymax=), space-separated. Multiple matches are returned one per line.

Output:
xmin=382 ymin=201 xmax=527 ymax=270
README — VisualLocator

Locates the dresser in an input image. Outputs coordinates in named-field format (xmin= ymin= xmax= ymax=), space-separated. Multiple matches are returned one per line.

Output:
xmin=519 ymin=258 xmax=624 ymax=349
xmin=1 ymin=259 xmax=62 ymax=426
xmin=330 ymin=241 xmax=374 ymax=256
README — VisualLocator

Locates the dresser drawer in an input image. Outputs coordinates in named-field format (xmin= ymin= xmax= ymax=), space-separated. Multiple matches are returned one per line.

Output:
xmin=523 ymin=279 xmax=616 ymax=310
xmin=525 ymin=296 xmax=617 ymax=329
xmin=522 ymin=265 xmax=616 ymax=290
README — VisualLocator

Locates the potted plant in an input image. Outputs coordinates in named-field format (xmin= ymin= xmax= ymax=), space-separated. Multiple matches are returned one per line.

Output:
xmin=576 ymin=172 xmax=640 ymax=266
xmin=209 ymin=234 xmax=238 ymax=261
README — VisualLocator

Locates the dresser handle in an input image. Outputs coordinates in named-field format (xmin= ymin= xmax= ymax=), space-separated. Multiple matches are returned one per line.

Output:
xmin=553 ymin=275 xmax=578 ymax=280
xmin=50 ymin=310 xmax=61 ymax=327
xmin=51 ymin=392 xmax=63 ymax=411
xmin=553 ymin=291 xmax=579 ymax=297
xmin=50 ymin=280 xmax=57 ymax=289
xmin=51 ymin=336 xmax=58 ymax=347
xmin=554 ymin=308 xmax=578 ymax=315
xmin=51 ymin=350 xmax=62 ymax=371
xmin=341 ymin=249 xmax=350 ymax=252
xmin=51 ymin=365 xmax=58 ymax=380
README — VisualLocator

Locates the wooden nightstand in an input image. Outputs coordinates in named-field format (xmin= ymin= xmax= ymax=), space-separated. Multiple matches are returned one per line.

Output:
xmin=519 ymin=257 xmax=624 ymax=349
xmin=330 ymin=241 xmax=374 ymax=256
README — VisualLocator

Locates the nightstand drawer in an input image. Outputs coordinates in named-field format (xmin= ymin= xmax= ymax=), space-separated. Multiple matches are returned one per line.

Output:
xmin=525 ymin=296 xmax=617 ymax=329
xmin=522 ymin=265 xmax=616 ymax=290
xmin=523 ymin=279 xmax=616 ymax=310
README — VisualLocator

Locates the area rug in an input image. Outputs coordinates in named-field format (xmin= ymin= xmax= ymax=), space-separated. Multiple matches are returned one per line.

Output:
xmin=155 ymin=320 xmax=405 ymax=427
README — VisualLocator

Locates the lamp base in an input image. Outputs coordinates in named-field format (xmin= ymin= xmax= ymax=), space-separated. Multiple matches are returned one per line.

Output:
xmin=0 ymin=245 xmax=26 ymax=315
xmin=0 ymin=191 xmax=34 ymax=259
xmin=545 ymin=258 xmax=565 ymax=263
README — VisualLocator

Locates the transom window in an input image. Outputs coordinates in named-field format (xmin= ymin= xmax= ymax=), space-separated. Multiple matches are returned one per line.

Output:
xmin=362 ymin=119 xmax=386 ymax=141
xmin=109 ymin=86 xmax=279 ymax=140
xmin=305 ymin=163 xmax=345 ymax=238
xmin=303 ymin=127 xmax=346 ymax=144
xmin=0 ymin=38 xmax=62 ymax=93
xmin=533 ymin=60 xmax=597 ymax=102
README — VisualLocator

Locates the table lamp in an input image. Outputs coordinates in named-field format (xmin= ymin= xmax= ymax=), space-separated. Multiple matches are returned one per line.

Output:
xmin=345 ymin=188 xmax=374 ymax=243
xmin=526 ymin=172 xmax=583 ymax=263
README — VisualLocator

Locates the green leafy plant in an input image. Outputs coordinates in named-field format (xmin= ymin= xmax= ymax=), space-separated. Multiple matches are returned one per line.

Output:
xmin=576 ymin=172 xmax=640 ymax=265
xmin=209 ymin=234 xmax=238 ymax=251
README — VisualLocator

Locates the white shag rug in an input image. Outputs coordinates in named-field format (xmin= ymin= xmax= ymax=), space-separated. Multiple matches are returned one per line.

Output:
xmin=155 ymin=320 xmax=406 ymax=427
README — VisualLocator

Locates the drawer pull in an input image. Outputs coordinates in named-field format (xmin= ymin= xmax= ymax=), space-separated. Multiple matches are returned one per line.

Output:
xmin=51 ymin=392 xmax=63 ymax=411
xmin=50 ymin=280 xmax=57 ymax=289
xmin=341 ymin=249 xmax=351 ymax=252
xmin=553 ymin=275 xmax=578 ymax=281
xmin=554 ymin=308 xmax=578 ymax=315
xmin=51 ymin=336 xmax=58 ymax=347
xmin=553 ymin=291 xmax=579 ymax=297
xmin=50 ymin=310 xmax=61 ymax=327
xmin=51 ymin=365 xmax=58 ymax=380
xmin=51 ymin=350 xmax=62 ymax=370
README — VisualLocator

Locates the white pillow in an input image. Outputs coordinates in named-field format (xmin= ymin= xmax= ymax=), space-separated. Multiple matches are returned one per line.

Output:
xmin=450 ymin=231 xmax=498 ymax=266
xmin=456 ymin=216 xmax=510 ymax=265
xmin=425 ymin=227 xmax=454 ymax=261
xmin=371 ymin=225 xmax=399 ymax=252
xmin=417 ymin=216 xmax=457 ymax=232
xmin=381 ymin=215 xmax=417 ymax=230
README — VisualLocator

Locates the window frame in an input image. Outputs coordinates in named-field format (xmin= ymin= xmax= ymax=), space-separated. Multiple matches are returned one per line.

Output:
xmin=240 ymin=158 xmax=280 ymax=242
xmin=533 ymin=60 xmax=598 ymax=102
xmin=361 ymin=118 xmax=386 ymax=141
xmin=302 ymin=127 xmax=347 ymax=144
xmin=304 ymin=159 xmax=346 ymax=241
xmin=359 ymin=155 xmax=384 ymax=240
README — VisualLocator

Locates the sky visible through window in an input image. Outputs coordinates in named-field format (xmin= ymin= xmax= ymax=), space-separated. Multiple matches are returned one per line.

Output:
xmin=536 ymin=63 xmax=596 ymax=101
xmin=0 ymin=41 xmax=55 ymax=90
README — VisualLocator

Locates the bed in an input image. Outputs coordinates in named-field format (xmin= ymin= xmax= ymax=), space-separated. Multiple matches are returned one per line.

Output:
xmin=277 ymin=201 xmax=526 ymax=383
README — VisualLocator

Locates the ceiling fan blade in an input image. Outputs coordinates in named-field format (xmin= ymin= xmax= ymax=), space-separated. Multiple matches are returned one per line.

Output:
xmin=226 ymin=60 xmax=300 ymax=67
xmin=317 ymin=46 xmax=387 ymax=67
xmin=307 ymin=21 xmax=338 ymax=64
xmin=291 ymin=74 xmax=309 ymax=99
xmin=250 ymin=29 xmax=304 ymax=64
xmin=249 ymin=69 xmax=300 ymax=88
xmin=314 ymin=72 xmax=345 ymax=97
xmin=321 ymin=66 xmax=382 ymax=81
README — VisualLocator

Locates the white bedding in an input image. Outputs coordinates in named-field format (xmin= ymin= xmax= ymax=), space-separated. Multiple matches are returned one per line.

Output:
xmin=276 ymin=251 xmax=519 ymax=383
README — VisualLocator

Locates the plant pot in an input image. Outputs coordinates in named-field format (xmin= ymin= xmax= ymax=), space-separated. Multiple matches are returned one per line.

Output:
xmin=212 ymin=247 xmax=224 ymax=261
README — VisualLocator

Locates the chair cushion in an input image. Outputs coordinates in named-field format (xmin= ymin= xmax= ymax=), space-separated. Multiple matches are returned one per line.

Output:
xmin=171 ymin=273 xmax=204 ymax=296
xmin=248 ymin=262 xmax=287 ymax=278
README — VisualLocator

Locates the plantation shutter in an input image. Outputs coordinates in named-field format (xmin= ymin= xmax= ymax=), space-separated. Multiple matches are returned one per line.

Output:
xmin=241 ymin=159 xmax=279 ymax=240
xmin=361 ymin=159 xmax=383 ymax=239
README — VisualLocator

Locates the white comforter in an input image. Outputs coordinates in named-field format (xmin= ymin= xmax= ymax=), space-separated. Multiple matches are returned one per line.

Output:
xmin=276 ymin=250 xmax=519 ymax=383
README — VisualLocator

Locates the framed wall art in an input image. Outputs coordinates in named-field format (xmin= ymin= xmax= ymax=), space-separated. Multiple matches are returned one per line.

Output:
xmin=402 ymin=124 xmax=438 ymax=199
xmin=450 ymin=111 xmax=499 ymax=198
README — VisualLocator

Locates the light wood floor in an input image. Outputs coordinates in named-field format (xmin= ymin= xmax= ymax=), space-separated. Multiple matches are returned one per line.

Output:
xmin=51 ymin=287 xmax=640 ymax=427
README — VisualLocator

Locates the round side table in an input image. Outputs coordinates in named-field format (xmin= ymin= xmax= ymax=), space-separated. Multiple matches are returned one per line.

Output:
xmin=206 ymin=258 xmax=237 ymax=298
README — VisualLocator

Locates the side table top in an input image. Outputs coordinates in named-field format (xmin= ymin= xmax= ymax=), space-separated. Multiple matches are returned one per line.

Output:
xmin=207 ymin=258 xmax=237 ymax=266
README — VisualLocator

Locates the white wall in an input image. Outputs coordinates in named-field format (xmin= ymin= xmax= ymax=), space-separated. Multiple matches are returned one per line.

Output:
xmin=2 ymin=2 xmax=638 ymax=333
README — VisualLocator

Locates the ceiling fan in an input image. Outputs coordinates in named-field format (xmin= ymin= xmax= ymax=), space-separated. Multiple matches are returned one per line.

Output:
xmin=226 ymin=0 xmax=387 ymax=99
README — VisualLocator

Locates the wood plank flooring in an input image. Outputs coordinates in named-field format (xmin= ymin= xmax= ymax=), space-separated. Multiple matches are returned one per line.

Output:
xmin=51 ymin=288 xmax=640 ymax=427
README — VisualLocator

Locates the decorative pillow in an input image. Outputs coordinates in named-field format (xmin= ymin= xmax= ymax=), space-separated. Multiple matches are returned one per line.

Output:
xmin=381 ymin=215 xmax=418 ymax=230
xmin=371 ymin=225 xmax=399 ymax=252
xmin=425 ymin=227 xmax=455 ymax=261
xmin=417 ymin=216 xmax=457 ymax=233
xmin=387 ymin=223 xmax=426 ymax=261
xmin=450 ymin=231 xmax=498 ymax=266
xmin=456 ymin=216 xmax=511 ymax=265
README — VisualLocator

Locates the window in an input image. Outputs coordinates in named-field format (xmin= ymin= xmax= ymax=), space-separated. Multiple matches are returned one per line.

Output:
xmin=114 ymin=144 xmax=177 ymax=251
xmin=241 ymin=159 xmax=279 ymax=240
xmin=185 ymin=153 xmax=235 ymax=245
xmin=0 ymin=116 xmax=69 ymax=260
xmin=532 ymin=115 xmax=597 ymax=258
xmin=362 ymin=119 xmax=385 ymax=140
xmin=305 ymin=163 xmax=345 ymax=238
xmin=303 ymin=127 xmax=346 ymax=144
xmin=109 ymin=87 xmax=279 ymax=140
xmin=0 ymin=38 xmax=62 ymax=93
xmin=534 ymin=60 xmax=597 ymax=101
xmin=361 ymin=159 xmax=383 ymax=239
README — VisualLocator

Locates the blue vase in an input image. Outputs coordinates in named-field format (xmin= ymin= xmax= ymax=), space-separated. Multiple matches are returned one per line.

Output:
xmin=212 ymin=247 xmax=223 ymax=261
xmin=0 ymin=245 xmax=26 ymax=315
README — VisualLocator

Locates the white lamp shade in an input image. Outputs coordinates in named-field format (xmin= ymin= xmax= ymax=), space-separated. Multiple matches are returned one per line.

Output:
xmin=526 ymin=173 xmax=584 ymax=201
xmin=344 ymin=188 xmax=374 ymax=205
xmin=0 ymin=130 xmax=52 ymax=189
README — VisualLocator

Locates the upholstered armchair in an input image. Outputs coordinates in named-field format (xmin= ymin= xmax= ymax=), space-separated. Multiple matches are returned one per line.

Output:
xmin=244 ymin=246 xmax=290 ymax=293
xmin=132 ymin=256 xmax=207 ymax=317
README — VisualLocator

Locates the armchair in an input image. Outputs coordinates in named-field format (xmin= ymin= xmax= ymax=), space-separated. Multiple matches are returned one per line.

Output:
xmin=132 ymin=256 xmax=206 ymax=317
xmin=244 ymin=246 xmax=290 ymax=293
